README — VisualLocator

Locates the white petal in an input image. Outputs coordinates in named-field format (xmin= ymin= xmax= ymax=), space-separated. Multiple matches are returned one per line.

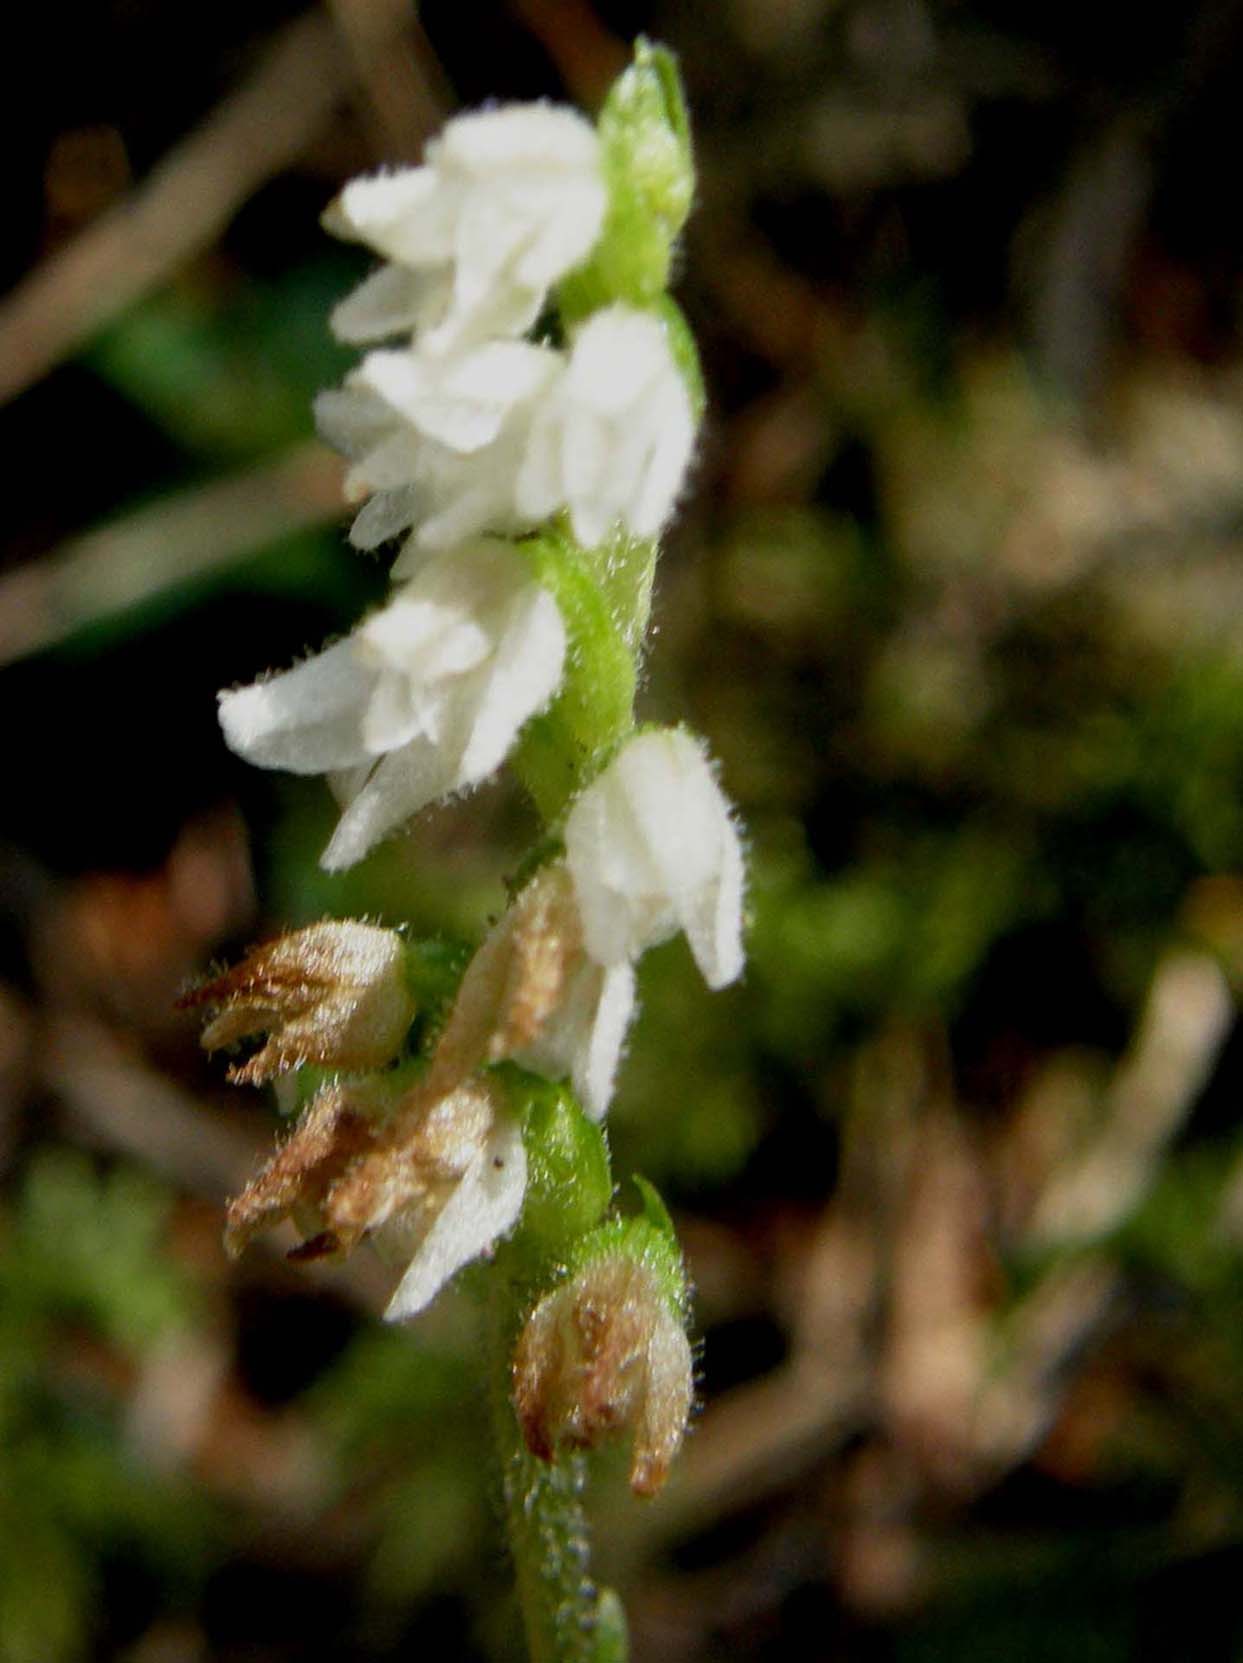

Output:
xmin=513 ymin=957 xmax=636 ymax=1120
xmin=514 ymin=397 xmax=566 ymax=522
xmin=442 ymin=196 xmax=543 ymax=349
xmin=360 ymin=578 xmax=491 ymax=681
xmin=331 ymin=265 xmax=436 ymax=344
xmin=328 ymin=760 xmax=372 ymax=807
xmin=360 ymin=341 xmax=556 ymax=453
xmin=422 ymin=281 xmax=545 ymax=359
xmin=321 ymin=740 xmax=456 ymax=870
xmin=564 ymin=757 xmax=671 ymax=965
xmin=685 ymin=804 xmax=745 ymax=984
xmin=568 ymin=309 xmax=668 ymax=416
xmin=218 ymin=641 xmax=375 ymax=774
xmin=354 ymin=350 xmax=438 ymax=428
xmin=348 ymin=486 xmax=420 ymax=550
xmin=562 ymin=409 xmax=613 ymax=545
xmin=630 ymin=383 xmax=695 ymax=538
xmin=314 ymin=384 xmax=394 ymax=460
xmin=442 ymin=341 xmax=560 ymax=419
xmin=358 ymin=680 xmax=413 ymax=755
xmin=455 ymin=582 xmax=565 ymax=782
xmin=390 ymin=534 xmax=428 ymax=580
xmin=569 ymin=961 xmax=635 ymax=1120
xmin=344 ymin=427 xmax=419 ymax=495
xmin=324 ymin=168 xmax=454 ymax=265
xmin=618 ymin=731 xmax=729 ymax=897
xmin=437 ymin=103 xmax=601 ymax=173
xmin=383 ymin=1116 xmax=527 ymax=1321
xmin=512 ymin=177 xmax=608 ymax=288
xmin=412 ymin=469 xmax=522 ymax=550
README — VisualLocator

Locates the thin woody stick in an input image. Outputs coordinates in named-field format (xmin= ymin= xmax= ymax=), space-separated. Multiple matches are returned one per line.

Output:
xmin=0 ymin=7 xmax=428 ymax=409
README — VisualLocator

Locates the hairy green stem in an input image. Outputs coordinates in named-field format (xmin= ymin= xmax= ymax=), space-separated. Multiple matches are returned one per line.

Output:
xmin=511 ymin=528 xmax=649 ymax=823
xmin=486 ymin=1267 xmax=627 ymax=1663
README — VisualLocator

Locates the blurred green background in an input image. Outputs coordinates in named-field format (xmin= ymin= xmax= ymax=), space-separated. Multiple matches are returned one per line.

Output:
xmin=5 ymin=0 xmax=1243 ymax=1657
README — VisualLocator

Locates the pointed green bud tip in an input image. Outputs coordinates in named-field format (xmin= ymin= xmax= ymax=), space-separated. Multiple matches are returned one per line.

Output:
xmin=632 ymin=1174 xmax=678 ymax=1245
xmin=593 ymin=1589 xmax=629 ymax=1663
xmin=558 ymin=39 xmax=696 ymax=318
xmin=603 ymin=39 xmax=694 ymax=240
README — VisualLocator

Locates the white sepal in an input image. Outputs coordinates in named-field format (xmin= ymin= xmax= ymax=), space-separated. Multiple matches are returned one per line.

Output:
xmin=564 ymin=729 xmax=745 ymax=989
xmin=330 ymin=264 xmax=451 ymax=345
xmin=217 ymin=639 xmax=375 ymax=775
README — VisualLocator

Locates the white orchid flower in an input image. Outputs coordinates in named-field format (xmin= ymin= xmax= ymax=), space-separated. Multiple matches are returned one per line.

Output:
xmin=316 ymin=337 xmax=562 ymax=554
xmin=218 ymin=539 xmax=565 ymax=869
xmin=516 ymin=305 xmax=696 ymax=549
xmin=563 ymin=729 xmax=745 ymax=990
xmin=323 ymin=104 xmax=607 ymax=356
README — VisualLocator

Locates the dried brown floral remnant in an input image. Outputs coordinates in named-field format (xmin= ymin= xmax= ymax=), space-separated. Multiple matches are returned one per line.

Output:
xmin=223 ymin=1077 xmax=394 ymax=1258
xmin=427 ymin=863 xmax=582 ymax=1078
xmin=224 ymin=1069 xmax=528 ymax=1323
xmin=180 ymin=921 xmax=416 ymax=1084
xmin=513 ymin=1254 xmax=694 ymax=1496
xmin=429 ymin=861 xmax=633 ymax=1120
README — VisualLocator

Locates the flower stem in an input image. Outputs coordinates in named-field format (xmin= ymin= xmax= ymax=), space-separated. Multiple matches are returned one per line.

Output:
xmin=486 ymin=1265 xmax=627 ymax=1663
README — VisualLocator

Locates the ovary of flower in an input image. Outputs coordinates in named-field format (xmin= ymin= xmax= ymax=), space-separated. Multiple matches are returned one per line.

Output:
xmin=516 ymin=305 xmax=696 ymax=549
xmin=564 ymin=729 xmax=745 ymax=990
xmin=316 ymin=338 xmax=561 ymax=553
xmin=323 ymin=103 xmax=606 ymax=356
xmin=217 ymin=539 xmax=566 ymax=870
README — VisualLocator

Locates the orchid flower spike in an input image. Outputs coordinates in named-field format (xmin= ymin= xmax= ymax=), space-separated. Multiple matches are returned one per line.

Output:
xmin=218 ymin=538 xmax=566 ymax=869
xmin=324 ymin=104 xmax=607 ymax=357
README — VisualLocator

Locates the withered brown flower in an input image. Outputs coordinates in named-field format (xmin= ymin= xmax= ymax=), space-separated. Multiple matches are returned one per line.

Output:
xmin=512 ymin=1254 xmax=693 ymax=1496
xmin=180 ymin=920 xmax=416 ymax=1084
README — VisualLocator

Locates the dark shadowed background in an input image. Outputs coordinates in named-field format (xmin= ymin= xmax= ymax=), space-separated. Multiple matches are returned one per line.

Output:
xmin=5 ymin=1 xmax=1243 ymax=1658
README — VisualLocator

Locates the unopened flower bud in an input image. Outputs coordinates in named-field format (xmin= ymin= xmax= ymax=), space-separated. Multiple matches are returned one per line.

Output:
xmin=558 ymin=41 xmax=695 ymax=319
xmin=181 ymin=921 xmax=416 ymax=1084
xmin=513 ymin=1254 xmax=693 ymax=1496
